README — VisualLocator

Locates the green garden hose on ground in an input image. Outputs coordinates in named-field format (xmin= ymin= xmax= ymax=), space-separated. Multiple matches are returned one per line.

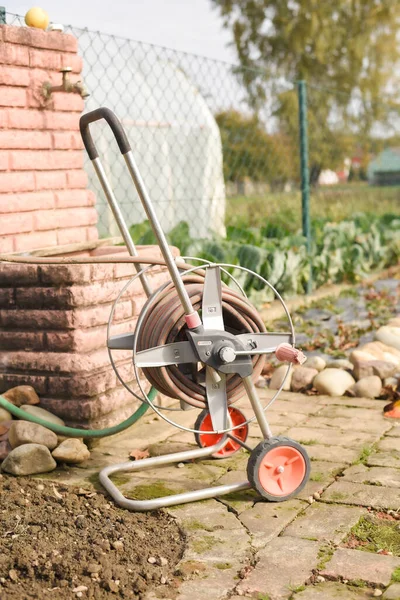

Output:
xmin=0 ymin=391 xmax=153 ymax=438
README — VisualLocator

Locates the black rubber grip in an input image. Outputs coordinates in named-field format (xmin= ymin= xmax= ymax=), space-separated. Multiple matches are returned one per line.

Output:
xmin=79 ymin=107 xmax=131 ymax=160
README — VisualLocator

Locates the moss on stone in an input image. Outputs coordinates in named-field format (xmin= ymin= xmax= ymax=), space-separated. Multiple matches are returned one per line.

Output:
xmin=346 ymin=515 xmax=400 ymax=556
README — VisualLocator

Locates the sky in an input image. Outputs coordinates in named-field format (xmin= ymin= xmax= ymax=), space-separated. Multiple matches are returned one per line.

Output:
xmin=6 ymin=0 xmax=236 ymax=62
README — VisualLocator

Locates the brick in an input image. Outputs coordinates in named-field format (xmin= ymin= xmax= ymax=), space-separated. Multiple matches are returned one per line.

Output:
xmin=34 ymin=206 xmax=97 ymax=231
xmin=35 ymin=170 xmax=67 ymax=190
xmin=47 ymin=368 xmax=116 ymax=399
xmin=86 ymin=226 xmax=99 ymax=241
xmin=13 ymin=230 xmax=58 ymax=252
xmin=0 ymin=130 xmax=52 ymax=150
xmin=57 ymin=227 xmax=88 ymax=245
xmin=52 ymin=93 xmax=84 ymax=112
xmin=61 ymin=54 xmax=83 ymax=74
xmin=0 ymin=348 xmax=112 ymax=375
xmin=0 ymin=288 xmax=15 ymax=308
xmin=0 ymin=109 xmax=7 ymax=128
xmin=0 ymin=331 xmax=45 ymax=351
xmin=0 ymin=172 xmax=35 ymax=193
xmin=43 ymin=111 xmax=80 ymax=131
xmin=29 ymin=48 xmax=61 ymax=70
xmin=0 ymin=374 xmax=47 ymax=395
xmin=54 ymin=189 xmax=92 ymax=208
xmin=10 ymin=149 xmax=83 ymax=171
xmin=0 ymin=264 xmax=39 ymax=286
xmin=321 ymin=547 xmax=400 ymax=587
xmin=7 ymin=108 xmax=44 ymax=130
xmin=0 ymin=151 xmax=9 ymax=170
xmin=0 ymin=86 xmax=26 ymax=107
xmin=73 ymin=301 xmax=134 ymax=329
xmin=0 ymin=308 xmax=73 ymax=330
xmin=0 ymin=43 xmax=30 ymax=66
xmin=0 ymin=236 xmax=15 ymax=254
xmin=39 ymin=264 xmax=92 ymax=285
xmin=1 ymin=26 xmax=78 ymax=53
xmin=66 ymin=170 xmax=88 ymax=188
xmin=15 ymin=286 xmax=72 ymax=310
xmin=52 ymin=132 xmax=84 ymax=150
xmin=0 ymin=66 xmax=30 ymax=87
xmin=0 ymin=212 xmax=33 ymax=236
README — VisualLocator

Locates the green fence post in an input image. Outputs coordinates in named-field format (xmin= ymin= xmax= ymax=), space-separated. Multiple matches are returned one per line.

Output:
xmin=297 ymin=80 xmax=312 ymax=294
xmin=0 ymin=7 xmax=6 ymax=24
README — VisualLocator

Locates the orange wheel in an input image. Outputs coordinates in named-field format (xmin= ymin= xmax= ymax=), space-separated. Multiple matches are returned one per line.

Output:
xmin=194 ymin=407 xmax=249 ymax=459
xmin=247 ymin=437 xmax=310 ymax=501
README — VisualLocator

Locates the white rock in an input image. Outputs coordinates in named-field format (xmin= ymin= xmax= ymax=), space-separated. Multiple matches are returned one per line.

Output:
xmin=52 ymin=439 xmax=90 ymax=464
xmin=376 ymin=326 xmax=400 ymax=351
xmin=291 ymin=367 xmax=318 ymax=392
xmin=1 ymin=444 xmax=57 ymax=475
xmin=0 ymin=408 xmax=12 ymax=423
xmin=313 ymin=368 xmax=355 ymax=397
xmin=269 ymin=365 xmax=292 ymax=391
xmin=326 ymin=359 xmax=353 ymax=371
xmin=351 ymin=376 xmax=382 ymax=399
xmin=19 ymin=405 xmax=65 ymax=426
xmin=9 ymin=421 xmax=58 ymax=450
xmin=305 ymin=356 xmax=326 ymax=372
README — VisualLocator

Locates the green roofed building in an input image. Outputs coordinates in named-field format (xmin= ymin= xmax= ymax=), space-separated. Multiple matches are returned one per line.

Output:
xmin=367 ymin=147 xmax=400 ymax=186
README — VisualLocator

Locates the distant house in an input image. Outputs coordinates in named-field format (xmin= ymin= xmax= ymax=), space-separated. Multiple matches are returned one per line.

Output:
xmin=367 ymin=148 xmax=400 ymax=186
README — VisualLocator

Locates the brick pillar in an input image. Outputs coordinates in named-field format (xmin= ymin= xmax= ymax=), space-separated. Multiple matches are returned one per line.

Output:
xmin=0 ymin=25 xmax=98 ymax=254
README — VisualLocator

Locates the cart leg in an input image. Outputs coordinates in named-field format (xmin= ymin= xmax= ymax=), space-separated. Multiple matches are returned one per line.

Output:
xmin=243 ymin=376 xmax=272 ymax=440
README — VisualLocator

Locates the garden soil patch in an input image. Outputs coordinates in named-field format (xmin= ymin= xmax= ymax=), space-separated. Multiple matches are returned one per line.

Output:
xmin=0 ymin=474 xmax=185 ymax=599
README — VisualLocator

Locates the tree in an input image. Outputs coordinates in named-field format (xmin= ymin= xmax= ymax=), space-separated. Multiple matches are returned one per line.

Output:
xmin=211 ymin=1 xmax=400 ymax=179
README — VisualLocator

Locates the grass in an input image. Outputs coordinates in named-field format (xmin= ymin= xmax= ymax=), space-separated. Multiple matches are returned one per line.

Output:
xmin=317 ymin=543 xmax=335 ymax=570
xmin=310 ymin=472 xmax=324 ymax=482
xmin=392 ymin=567 xmax=400 ymax=582
xmin=354 ymin=446 xmax=374 ymax=466
xmin=214 ymin=562 xmax=232 ymax=570
xmin=226 ymin=184 xmax=400 ymax=231
xmin=126 ymin=480 xmax=183 ymax=501
xmin=346 ymin=515 xmax=400 ymax=556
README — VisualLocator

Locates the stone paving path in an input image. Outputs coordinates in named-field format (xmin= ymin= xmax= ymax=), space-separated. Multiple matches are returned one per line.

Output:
xmin=43 ymin=388 xmax=400 ymax=600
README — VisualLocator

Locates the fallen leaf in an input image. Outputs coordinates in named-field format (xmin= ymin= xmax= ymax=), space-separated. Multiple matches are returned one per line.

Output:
xmin=129 ymin=448 xmax=149 ymax=461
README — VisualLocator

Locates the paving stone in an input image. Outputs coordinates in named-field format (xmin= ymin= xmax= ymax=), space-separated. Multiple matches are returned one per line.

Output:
xmin=342 ymin=464 xmax=400 ymax=488
xmin=306 ymin=444 xmax=361 ymax=464
xmin=286 ymin=426 xmax=376 ymax=448
xmin=239 ymin=499 xmax=305 ymax=549
xmin=169 ymin=499 xmax=242 ymax=532
xmin=295 ymin=581 xmax=375 ymax=599
xmin=321 ymin=547 xmax=400 ymax=586
xmin=183 ymin=527 xmax=251 ymax=563
xmin=308 ymin=460 xmax=346 ymax=481
xmin=283 ymin=502 xmax=365 ymax=543
xmin=173 ymin=563 xmax=240 ymax=600
xmin=236 ymin=537 xmax=319 ymax=599
xmin=323 ymin=481 xmax=400 ymax=510
xmin=316 ymin=405 xmax=384 ymax=420
xmin=385 ymin=425 xmax=400 ymax=438
xmin=366 ymin=451 xmax=400 ymax=469
xmin=318 ymin=396 xmax=384 ymax=409
xmin=377 ymin=437 xmax=400 ymax=452
xmin=383 ymin=583 xmax=400 ymax=599
xmin=307 ymin=416 xmax=391 ymax=435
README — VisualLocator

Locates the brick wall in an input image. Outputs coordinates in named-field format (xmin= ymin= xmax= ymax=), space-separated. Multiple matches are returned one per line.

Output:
xmin=0 ymin=24 xmax=98 ymax=254
xmin=0 ymin=246 xmax=176 ymax=428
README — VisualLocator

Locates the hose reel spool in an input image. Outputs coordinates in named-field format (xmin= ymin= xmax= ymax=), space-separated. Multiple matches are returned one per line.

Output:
xmin=78 ymin=107 xmax=311 ymax=511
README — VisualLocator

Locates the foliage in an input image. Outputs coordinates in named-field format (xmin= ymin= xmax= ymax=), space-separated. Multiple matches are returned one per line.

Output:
xmin=130 ymin=212 xmax=400 ymax=305
xmin=215 ymin=110 xmax=296 ymax=186
xmin=346 ymin=515 xmax=400 ymax=556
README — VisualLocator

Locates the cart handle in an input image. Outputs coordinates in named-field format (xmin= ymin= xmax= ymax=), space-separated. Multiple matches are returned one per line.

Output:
xmin=79 ymin=107 xmax=131 ymax=160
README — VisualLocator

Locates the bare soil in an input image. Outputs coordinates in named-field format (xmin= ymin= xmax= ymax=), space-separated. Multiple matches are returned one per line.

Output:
xmin=0 ymin=474 xmax=185 ymax=599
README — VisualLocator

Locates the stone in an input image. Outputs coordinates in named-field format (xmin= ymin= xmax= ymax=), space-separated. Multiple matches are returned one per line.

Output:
xmin=376 ymin=326 xmax=400 ymax=351
xmin=19 ymin=405 xmax=65 ymax=426
xmin=269 ymin=365 xmax=292 ymax=391
xmin=1 ymin=443 xmax=57 ymax=475
xmin=2 ymin=386 xmax=40 ymax=407
xmin=52 ymin=439 xmax=90 ymax=464
xmin=321 ymin=547 xmax=400 ymax=587
xmin=350 ymin=376 xmax=382 ymax=399
xmin=0 ymin=441 xmax=11 ymax=461
xmin=8 ymin=421 xmax=58 ymax=450
xmin=291 ymin=367 xmax=318 ymax=392
xmin=326 ymin=359 xmax=354 ymax=371
xmin=341 ymin=464 xmax=400 ymax=488
xmin=384 ymin=377 xmax=398 ymax=388
xmin=351 ymin=342 xmax=400 ymax=368
xmin=236 ymin=537 xmax=319 ymax=598
xmin=0 ymin=408 xmax=12 ymax=423
xmin=282 ymin=503 xmax=365 ymax=544
xmin=371 ymin=361 xmax=398 ymax=380
xmin=306 ymin=356 xmax=326 ymax=372
xmin=383 ymin=583 xmax=400 ymax=599
xmin=255 ymin=376 xmax=267 ymax=389
xmin=323 ymin=481 xmax=400 ymax=510
xmin=313 ymin=369 xmax=356 ymax=396
xmin=295 ymin=581 xmax=373 ymax=599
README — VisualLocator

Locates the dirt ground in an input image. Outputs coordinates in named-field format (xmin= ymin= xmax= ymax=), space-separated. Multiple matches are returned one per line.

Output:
xmin=0 ymin=474 xmax=185 ymax=600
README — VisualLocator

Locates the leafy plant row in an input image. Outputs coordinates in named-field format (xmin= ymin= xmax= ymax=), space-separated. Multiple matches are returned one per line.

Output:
xmin=130 ymin=213 xmax=400 ymax=304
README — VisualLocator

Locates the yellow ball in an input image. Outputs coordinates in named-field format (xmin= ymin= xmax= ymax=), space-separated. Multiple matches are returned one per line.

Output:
xmin=25 ymin=7 xmax=49 ymax=30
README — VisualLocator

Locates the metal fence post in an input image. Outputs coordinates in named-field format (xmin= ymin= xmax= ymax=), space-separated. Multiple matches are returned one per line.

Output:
xmin=0 ymin=7 xmax=6 ymax=24
xmin=297 ymin=80 xmax=312 ymax=294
